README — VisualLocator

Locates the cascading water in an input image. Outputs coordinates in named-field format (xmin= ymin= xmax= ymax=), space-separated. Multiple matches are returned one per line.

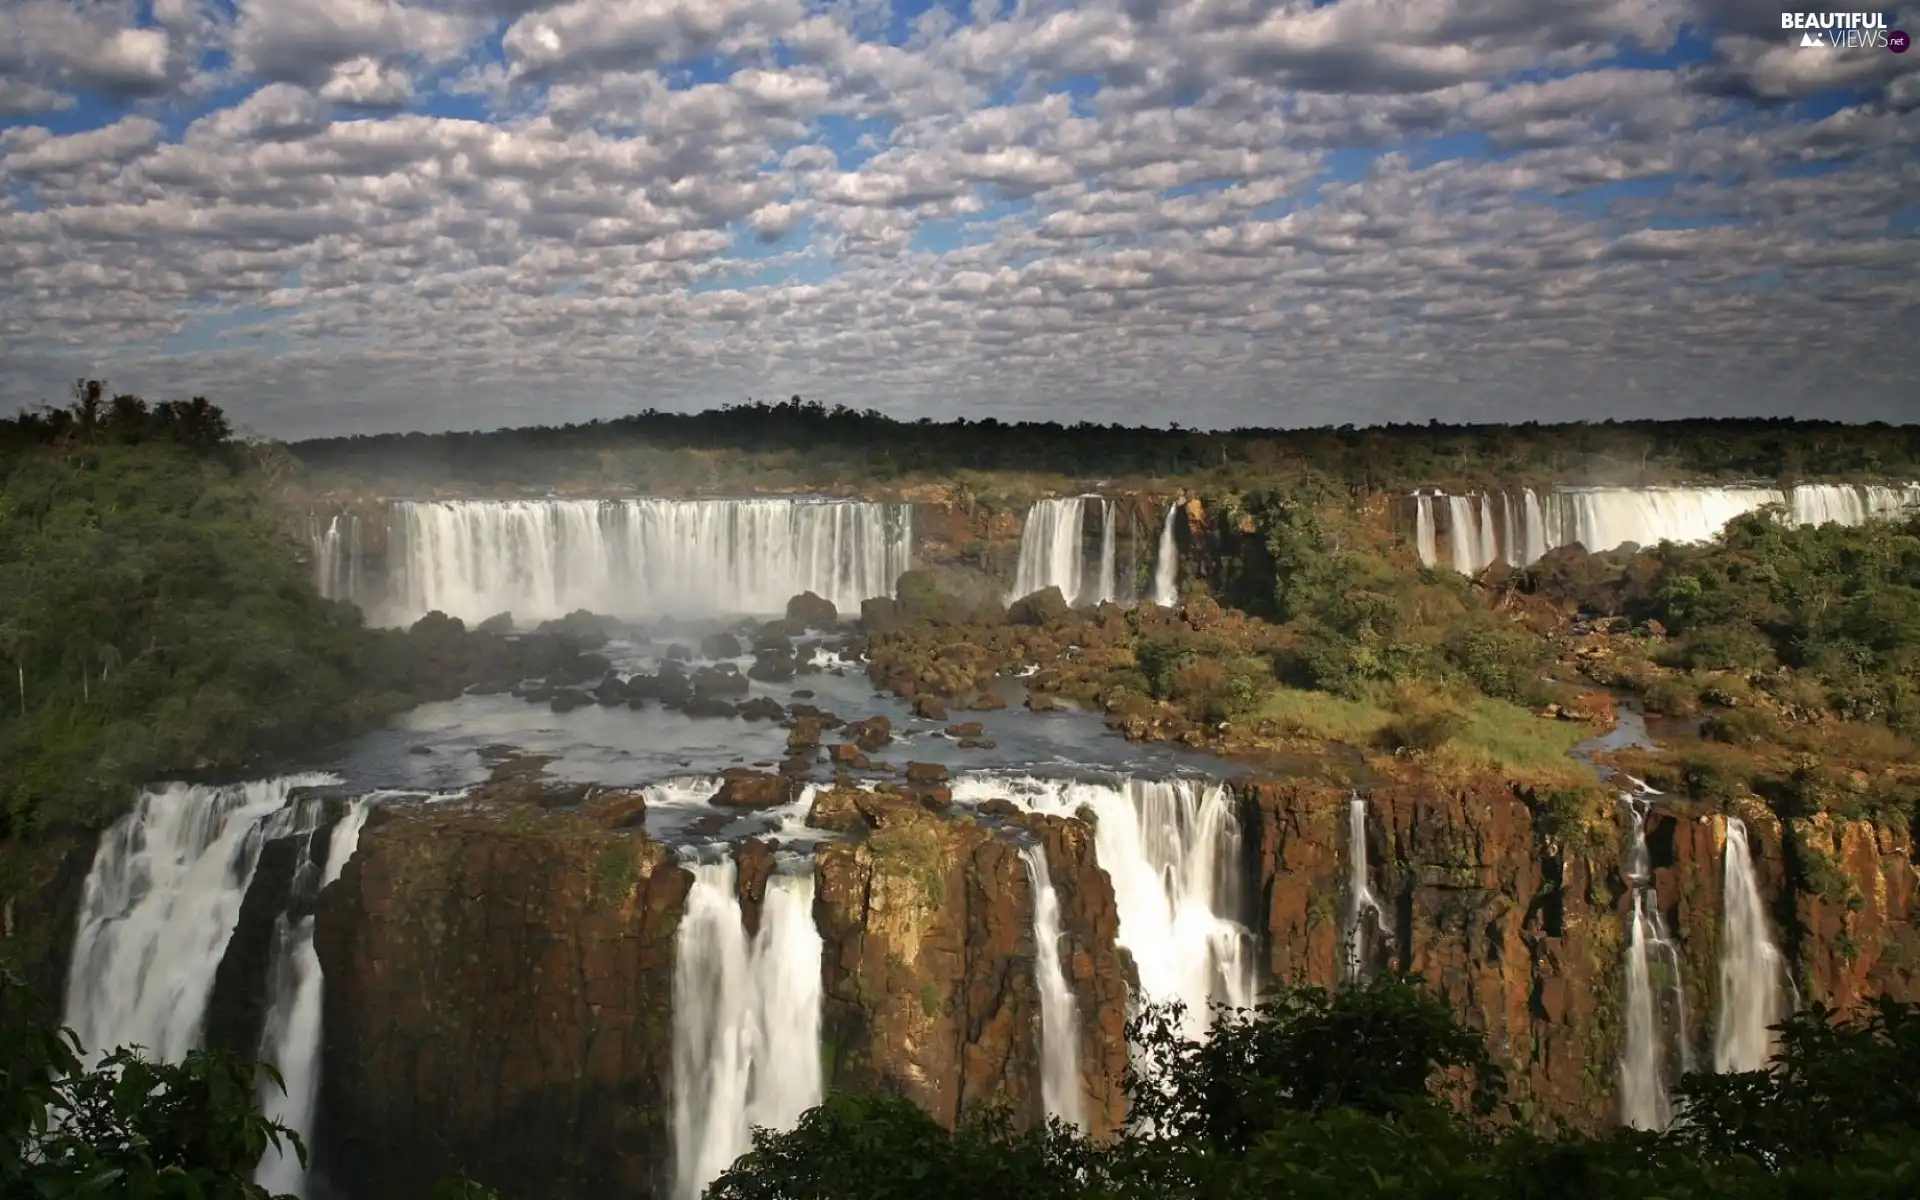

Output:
xmin=1021 ymin=844 xmax=1084 ymax=1129
xmin=1150 ymin=504 xmax=1179 ymax=607
xmin=1411 ymin=483 xmax=1920 ymax=571
xmin=671 ymin=860 xmax=824 ymax=1200
xmin=1342 ymin=794 xmax=1388 ymax=983
xmin=254 ymin=800 xmax=373 ymax=1197
xmin=1713 ymin=818 xmax=1790 ymax=1075
xmin=310 ymin=513 xmax=362 ymax=602
xmin=949 ymin=775 xmax=1256 ymax=1035
xmin=379 ymin=498 xmax=912 ymax=626
xmin=1616 ymin=793 xmax=1692 ymax=1130
xmin=63 ymin=775 xmax=339 ymax=1066
xmin=1011 ymin=496 xmax=1119 ymax=606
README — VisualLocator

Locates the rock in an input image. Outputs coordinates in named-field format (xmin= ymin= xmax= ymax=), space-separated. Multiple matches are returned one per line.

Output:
xmin=957 ymin=738 xmax=996 ymax=750
xmin=912 ymin=786 xmax=952 ymax=811
xmin=944 ymin=722 xmax=984 ymax=737
xmin=532 ymin=609 xmax=620 ymax=649
xmin=806 ymin=787 xmax=866 ymax=832
xmin=844 ymin=715 xmax=892 ymax=751
xmin=549 ymin=690 xmax=594 ymax=714
xmin=663 ymin=643 xmax=691 ymax=661
xmin=682 ymin=697 xmax=739 ymax=719
xmin=693 ymin=663 xmax=751 ymax=698
xmin=736 ymin=696 xmax=787 ymax=722
xmin=700 ymin=631 xmax=743 ymax=658
xmin=777 ymin=753 xmax=816 ymax=776
xmin=586 ymin=789 xmax=648 ymax=829
xmin=712 ymin=769 xmax=796 ymax=809
xmin=905 ymin=762 xmax=949 ymax=784
xmin=409 ymin=745 xmax=434 ymax=756
xmin=829 ymin=743 xmax=870 ymax=767
xmin=912 ymin=695 xmax=949 ymax=721
xmin=593 ymin=676 xmax=630 ymax=705
xmin=788 ymin=718 xmax=824 ymax=750
xmin=747 ymin=654 xmax=796 ymax=683
xmin=548 ymin=653 xmax=613 ymax=686
xmin=1025 ymin=693 xmax=1061 ymax=713
xmin=977 ymin=798 xmax=1021 ymax=819
xmin=964 ymin=693 xmax=1007 ymax=711
xmin=785 ymin=591 xmax=839 ymax=630
xmin=1007 ymin=586 xmax=1069 ymax=626
xmin=788 ymin=704 xmax=843 ymax=729
xmin=859 ymin=596 xmax=901 ymax=632
xmin=477 ymin=612 xmax=514 ymax=635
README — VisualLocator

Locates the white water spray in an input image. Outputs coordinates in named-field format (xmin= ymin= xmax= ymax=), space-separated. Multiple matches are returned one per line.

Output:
xmin=1713 ymin=818 xmax=1790 ymax=1074
xmin=62 ymin=775 xmax=339 ymax=1065
xmin=1011 ymin=497 xmax=1117 ymax=605
xmin=1150 ymin=505 xmax=1179 ymax=607
xmin=1342 ymin=794 xmax=1388 ymax=983
xmin=378 ymin=498 xmax=911 ymax=625
xmin=671 ymin=860 xmax=824 ymax=1200
xmin=950 ymin=775 xmax=1256 ymax=1035
xmin=1021 ymin=844 xmax=1084 ymax=1129
xmin=253 ymin=800 xmax=372 ymax=1197
xmin=1616 ymin=795 xmax=1692 ymax=1130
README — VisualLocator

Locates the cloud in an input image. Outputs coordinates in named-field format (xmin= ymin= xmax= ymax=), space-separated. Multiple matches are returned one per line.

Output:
xmin=0 ymin=0 xmax=1915 ymax=436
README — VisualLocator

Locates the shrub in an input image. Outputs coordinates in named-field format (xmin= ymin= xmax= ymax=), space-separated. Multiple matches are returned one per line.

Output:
xmin=1641 ymin=674 xmax=1701 ymax=717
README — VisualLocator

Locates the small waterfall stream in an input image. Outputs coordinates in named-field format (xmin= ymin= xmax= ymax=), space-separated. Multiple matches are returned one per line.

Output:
xmin=1150 ymin=504 xmax=1179 ymax=606
xmin=1341 ymin=794 xmax=1388 ymax=983
xmin=1021 ymin=844 xmax=1084 ymax=1130
xmin=1617 ymin=793 xmax=1692 ymax=1130
xmin=1713 ymin=818 xmax=1791 ymax=1074
xmin=670 ymin=860 xmax=824 ymax=1200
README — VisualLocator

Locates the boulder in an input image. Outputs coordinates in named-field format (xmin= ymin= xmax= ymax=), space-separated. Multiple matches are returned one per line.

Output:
xmin=736 ymin=696 xmax=787 ymax=722
xmin=806 ymin=787 xmax=867 ymax=833
xmin=693 ymin=663 xmax=750 ymax=698
xmin=477 ymin=612 xmax=515 ymax=635
xmin=700 ymin=631 xmax=743 ymax=658
xmin=977 ymin=798 xmax=1022 ymax=820
xmin=785 ymin=591 xmax=840 ymax=630
xmin=681 ymin=697 xmax=739 ymax=719
xmin=912 ymin=695 xmax=949 ymax=721
xmin=905 ymin=762 xmax=949 ymax=784
xmin=859 ymin=597 xmax=901 ymax=632
xmin=787 ymin=718 xmax=824 ymax=750
xmin=788 ymin=704 xmax=843 ymax=729
xmin=944 ymin=722 xmax=984 ymax=738
xmin=748 ymin=654 xmax=796 ymax=683
xmin=829 ymin=743 xmax=870 ymax=767
xmin=549 ymin=690 xmax=594 ymax=714
xmin=586 ymin=789 xmax=649 ymax=829
xmin=712 ymin=769 xmax=796 ymax=809
xmin=844 ymin=715 xmax=892 ymax=751
xmin=1007 ymin=586 xmax=1069 ymax=627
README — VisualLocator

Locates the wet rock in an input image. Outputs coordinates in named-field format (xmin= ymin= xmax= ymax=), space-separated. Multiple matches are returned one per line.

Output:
xmin=792 ymin=689 xmax=816 ymax=699
xmin=905 ymin=762 xmax=949 ymax=784
xmin=754 ymin=629 xmax=794 ymax=656
xmin=736 ymin=696 xmax=787 ymax=722
xmin=532 ymin=609 xmax=620 ymax=649
xmin=964 ymin=693 xmax=1007 ymax=711
xmin=549 ymin=690 xmax=594 ymax=714
xmin=663 ymin=643 xmax=691 ymax=662
xmin=788 ymin=704 xmax=843 ymax=729
xmin=748 ymin=654 xmax=797 ymax=683
xmin=912 ymin=786 xmax=952 ymax=812
xmin=806 ymin=787 xmax=866 ymax=832
xmin=477 ymin=612 xmax=514 ymax=635
xmin=682 ymin=697 xmax=739 ymax=719
xmin=944 ymin=722 xmax=984 ymax=738
xmin=844 ymin=715 xmax=892 ymax=751
xmin=585 ymin=789 xmax=649 ymax=829
xmin=1024 ymin=693 xmax=1061 ymax=713
xmin=977 ymin=798 xmax=1021 ymax=820
xmin=957 ymin=738 xmax=996 ymax=750
xmin=912 ymin=695 xmax=949 ymax=721
xmin=700 ymin=631 xmax=743 ymax=658
xmin=693 ymin=663 xmax=750 ymax=698
xmin=593 ymin=676 xmax=630 ymax=705
xmin=859 ymin=596 xmax=901 ymax=632
xmin=409 ymin=745 xmax=434 ymax=755
xmin=786 ymin=591 xmax=840 ymax=630
xmin=1007 ymin=586 xmax=1068 ymax=626
xmin=788 ymin=718 xmax=824 ymax=750
xmin=778 ymin=753 xmax=816 ymax=776
xmin=712 ymin=769 xmax=796 ymax=809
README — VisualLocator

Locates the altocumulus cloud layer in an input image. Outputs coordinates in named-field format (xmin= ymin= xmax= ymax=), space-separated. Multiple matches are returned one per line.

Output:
xmin=1 ymin=1 xmax=1916 ymax=436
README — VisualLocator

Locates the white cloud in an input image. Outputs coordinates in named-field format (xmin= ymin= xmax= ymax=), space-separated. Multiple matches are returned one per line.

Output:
xmin=0 ymin=0 xmax=1915 ymax=435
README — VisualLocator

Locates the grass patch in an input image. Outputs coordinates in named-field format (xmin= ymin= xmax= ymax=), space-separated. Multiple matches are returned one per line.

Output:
xmin=1256 ymin=687 xmax=1392 ymax=743
xmin=868 ymin=821 xmax=947 ymax=908
xmin=1257 ymin=684 xmax=1590 ymax=784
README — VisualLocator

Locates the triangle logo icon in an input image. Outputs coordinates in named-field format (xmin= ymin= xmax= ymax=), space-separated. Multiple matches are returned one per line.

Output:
xmin=1800 ymin=30 xmax=1823 ymax=47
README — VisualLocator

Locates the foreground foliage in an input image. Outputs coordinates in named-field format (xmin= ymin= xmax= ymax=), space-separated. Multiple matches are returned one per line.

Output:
xmin=707 ymin=975 xmax=1920 ymax=1200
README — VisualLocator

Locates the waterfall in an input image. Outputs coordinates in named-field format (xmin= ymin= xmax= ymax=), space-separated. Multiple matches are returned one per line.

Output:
xmin=1150 ymin=504 xmax=1179 ymax=607
xmin=1412 ymin=483 xmax=1920 ymax=571
xmin=1021 ymin=845 xmax=1084 ymax=1130
xmin=379 ymin=498 xmax=912 ymax=626
xmin=310 ymin=513 xmax=362 ymax=603
xmin=948 ymin=775 xmax=1256 ymax=1036
xmin=1713 ymin=818 xmax=1790 ymax=1075
xmin=1092 ymin=500 xmax=1117 ymax=606
xmin=671 ymin=860 xmax=823 ymax=1200
xmin=1012 ymin=497 xmax=1102 ymax=605
xmin=254 ymin=800 xmax=372 ymax=1197
xmin=1413 ymin=494 xmax=1438 ymax=566
xmin=63 ymin=775 xmax=339 ymax=1066
xmin=1616 ymin=795 xmax=1692 ymax=1130
xmin=1342 ymin=794 xmax=1387 ymax=983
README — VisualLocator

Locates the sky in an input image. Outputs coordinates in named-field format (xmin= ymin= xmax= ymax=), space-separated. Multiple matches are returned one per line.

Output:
xmin=0 ymin=2 xmax=1916 ymax=438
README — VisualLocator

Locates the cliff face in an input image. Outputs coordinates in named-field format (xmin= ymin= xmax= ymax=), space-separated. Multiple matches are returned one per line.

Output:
xmin=1243 ymin=778 xmax=1920 ymax=1128
xmin=809 ymin=791 xmax=1131 ymax=1139
xmin=314 ymin=801 xmax=687 ymax=1200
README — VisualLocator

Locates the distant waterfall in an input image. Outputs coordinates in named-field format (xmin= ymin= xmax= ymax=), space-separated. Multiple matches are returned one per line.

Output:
xmin=377 ymin=498 xmax=912 ymax=626
xmin=1011 ymin=497 xmax=1120 ymax=606
xmin=1616 ymin=794 xmax=1692 ymax=1130
xmin=310 ymin=513 xmax=362 ymax=603
xmin=1713 ymin=819 xmax=1790 ymax=1074
xmin=1341 ymin=794 xmax=1388 ymax=983
xmin=950 ymin=775 xmax=1256 ymax=1036
xmin=671 ymin=861 xmax=823 ymax=1200
xmin=1411 ymin=483 xmax=1920 ymax=571
xmin=63 ymin=775 xmax=339 ymax=1066
xmin=1021 ymin=845 xmax=1084 ymax=1130
xmin=1150 ymin=505 xmax=1179 ymax=606
xmin=254 ymin=801 xmax=372 ymax=1197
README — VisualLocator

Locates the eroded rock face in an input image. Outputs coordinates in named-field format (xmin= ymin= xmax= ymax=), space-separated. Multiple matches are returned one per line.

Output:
xmin=810 ymin=796 xmax=1130 ymax=1138
xmin=315 ymin=803 xmax=687 ymax=1200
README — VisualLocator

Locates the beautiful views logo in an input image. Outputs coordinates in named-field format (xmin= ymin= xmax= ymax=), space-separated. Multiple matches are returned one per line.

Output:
xmin=1782 ymin=11 xmax=1909 ymax=51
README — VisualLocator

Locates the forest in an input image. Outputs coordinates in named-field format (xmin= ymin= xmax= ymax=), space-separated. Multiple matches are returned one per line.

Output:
xmin=289 ymin=395 xmax=1920 ymax=496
